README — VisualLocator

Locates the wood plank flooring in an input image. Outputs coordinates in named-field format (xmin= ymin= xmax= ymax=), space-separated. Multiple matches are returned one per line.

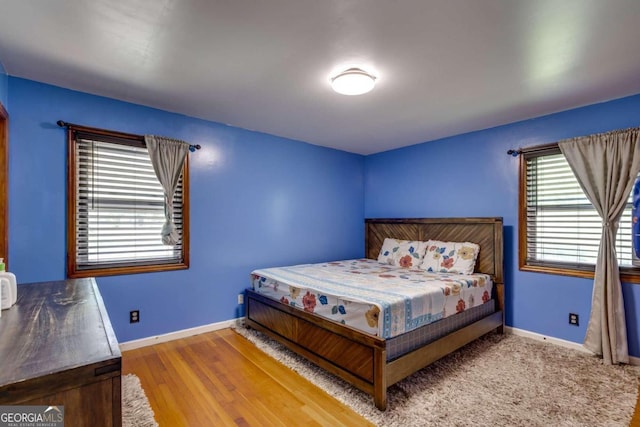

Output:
xmin=122 ymin=328 xmax=373 ymax=426
xmin=125 ymin=328 xmax=640 ymax=426
xmin=631 ymin=387 xmax=640 ymax=427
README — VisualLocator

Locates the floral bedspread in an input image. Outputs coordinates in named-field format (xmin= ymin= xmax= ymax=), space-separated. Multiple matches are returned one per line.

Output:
xmin=250 ymin=258 xmax=493 ymax=339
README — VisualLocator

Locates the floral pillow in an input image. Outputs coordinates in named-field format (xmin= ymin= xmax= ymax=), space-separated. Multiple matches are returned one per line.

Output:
xmin=377 ymin=238 xmax=427 ymax=268
xmin=420 ymin=240 xmax=480 ymax=275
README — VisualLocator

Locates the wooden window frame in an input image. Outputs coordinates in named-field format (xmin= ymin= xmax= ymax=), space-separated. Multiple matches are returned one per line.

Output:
xmin=66 ymin=124 xmax=190 ymax=278
xmin=0 ymin=102 xmax=7 ymax=270
xmin=518 ymin=142 xmax=640 ymax=283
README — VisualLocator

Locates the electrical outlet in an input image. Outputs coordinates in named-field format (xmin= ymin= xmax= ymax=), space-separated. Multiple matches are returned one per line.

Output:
xmin=568 ymin=313 xmax=579 ymax=326
xmin=238 ymin=294 xmax=244 ymax=305
xmin=130 ymin=310 xmax=140 ymax=323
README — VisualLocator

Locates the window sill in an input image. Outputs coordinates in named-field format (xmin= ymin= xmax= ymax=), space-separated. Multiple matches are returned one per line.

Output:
xmin=68 ymin=261 xmax=189 ymax=278
xmin=519 ymin=263 xmax=640 ymax=284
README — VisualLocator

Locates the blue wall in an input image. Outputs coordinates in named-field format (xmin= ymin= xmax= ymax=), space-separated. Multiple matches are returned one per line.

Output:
xmin=365 ymin=93 xmax=640 ymax=356
xmin=7 ymin=77 xmax=364 ymax=342
xmin=0 ymin=61 xmax=7 ymax=109
xmin=8 ymin=73 xmax=640 ymax=356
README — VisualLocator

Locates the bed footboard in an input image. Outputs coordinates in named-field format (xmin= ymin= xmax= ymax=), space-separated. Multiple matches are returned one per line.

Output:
xmin=245 ymin=288 xmax=503 ymax=410
xmin=245 ymin=289 xmax=387 ymax=406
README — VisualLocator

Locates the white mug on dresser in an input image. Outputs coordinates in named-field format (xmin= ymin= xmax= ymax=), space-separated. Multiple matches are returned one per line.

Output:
xmin=0 ymin=277 xmax=10 ymax=311
xmin=0 ymin=258 xmax=17 ymax=306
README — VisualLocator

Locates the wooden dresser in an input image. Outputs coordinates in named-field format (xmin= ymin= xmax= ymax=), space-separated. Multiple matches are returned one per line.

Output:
xmin=0 ymin=278 xmax=122 ymax=426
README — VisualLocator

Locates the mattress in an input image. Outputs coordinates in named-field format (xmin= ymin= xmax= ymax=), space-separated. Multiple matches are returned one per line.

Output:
xmin=250 ymin=258 xmax=494 ymax=339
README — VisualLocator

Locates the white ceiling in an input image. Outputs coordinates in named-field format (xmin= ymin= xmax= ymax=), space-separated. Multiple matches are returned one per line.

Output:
xmin=1 ymin=0 xmax=640 ymax=155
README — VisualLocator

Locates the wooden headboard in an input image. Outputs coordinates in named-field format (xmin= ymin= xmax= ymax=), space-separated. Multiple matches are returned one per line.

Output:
xmin=365 ymin=217 xmax=504 ymax=283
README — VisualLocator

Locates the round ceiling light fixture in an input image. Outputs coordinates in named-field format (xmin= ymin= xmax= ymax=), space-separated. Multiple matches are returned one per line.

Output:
xmin=331 ymin=68 xmax=376 ymax=96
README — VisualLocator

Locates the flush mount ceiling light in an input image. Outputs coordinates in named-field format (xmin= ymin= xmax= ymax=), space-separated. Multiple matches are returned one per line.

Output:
xmin=331 ymin=68 xmax=376 ymax=95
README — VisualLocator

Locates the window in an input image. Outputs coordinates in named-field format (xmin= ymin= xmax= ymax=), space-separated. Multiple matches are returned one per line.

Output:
xmin=67 ymin=125 xmax=189 ymax=278
xmin=519 ymin=143 xmax=639 ymax=282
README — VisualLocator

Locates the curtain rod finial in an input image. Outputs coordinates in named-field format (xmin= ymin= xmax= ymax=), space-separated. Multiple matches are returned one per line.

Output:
xmin=57 ymin=120 xmax=66 ymax=127
xmin=507 ymin=149 xmax=521 ymax=157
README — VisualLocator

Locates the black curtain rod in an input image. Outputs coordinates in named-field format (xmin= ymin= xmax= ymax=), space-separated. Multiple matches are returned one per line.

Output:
xmin=56 ymin=120 xmax=201 ymax=151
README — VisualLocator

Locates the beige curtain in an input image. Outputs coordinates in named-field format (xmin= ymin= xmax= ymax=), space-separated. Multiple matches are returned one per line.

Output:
xmin=145 ymin=135 xmax=190 ymax=246
xmin=559 ymin=127 xmax=640 ymax=365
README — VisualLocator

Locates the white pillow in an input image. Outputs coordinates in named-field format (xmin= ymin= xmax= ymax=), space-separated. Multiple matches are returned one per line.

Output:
xmin=377 ymin=238 xmax=427 ymax=268
xmin=420 ymin=240 xmax=480 ymax=275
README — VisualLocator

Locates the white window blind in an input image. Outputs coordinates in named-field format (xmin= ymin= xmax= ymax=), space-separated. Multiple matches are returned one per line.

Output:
xmin=525 ymin=150 xmax=633 ymax=268
xmin=75 ymin=136 xmax=183 ymax=270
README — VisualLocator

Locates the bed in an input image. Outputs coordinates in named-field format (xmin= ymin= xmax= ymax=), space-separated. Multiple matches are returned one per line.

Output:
xmin=245 ymin=217 xmax=504 ymax=410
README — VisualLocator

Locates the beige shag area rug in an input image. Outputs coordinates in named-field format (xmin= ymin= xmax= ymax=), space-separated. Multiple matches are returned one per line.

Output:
xmin=122 ymin=374 xmax=158 ymax=427
xmin=233 ymin=325 xmax=640 ymax=427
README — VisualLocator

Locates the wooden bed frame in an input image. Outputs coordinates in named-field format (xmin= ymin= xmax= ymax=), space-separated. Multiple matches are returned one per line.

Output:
xmin=245 ymin=217 xmax=504 ymax=410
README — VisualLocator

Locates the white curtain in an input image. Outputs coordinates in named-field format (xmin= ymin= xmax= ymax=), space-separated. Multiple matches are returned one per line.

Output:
xmin=559 ymin=127 xmax=640 ymax=365
xmin=145 ymin=135 xmax=190 ymax=246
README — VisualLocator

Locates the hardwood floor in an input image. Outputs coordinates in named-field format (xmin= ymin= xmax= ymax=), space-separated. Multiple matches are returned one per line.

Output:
xmin=122 ymin=328 xmax=373 ymax=426
xmin=631 ymin=386 xmax=640 ymax=427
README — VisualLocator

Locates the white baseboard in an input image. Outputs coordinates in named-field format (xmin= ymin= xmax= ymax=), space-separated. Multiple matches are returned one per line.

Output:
xmin=505 ymin=326 xmax=591 ymax=353
xmin=119 ymin=319 xmax=640 ymax=366
xmin=119 ymin=318 xmax=241 ymax=351
xmin=506 ymin=326 xmax=640 ymax=366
